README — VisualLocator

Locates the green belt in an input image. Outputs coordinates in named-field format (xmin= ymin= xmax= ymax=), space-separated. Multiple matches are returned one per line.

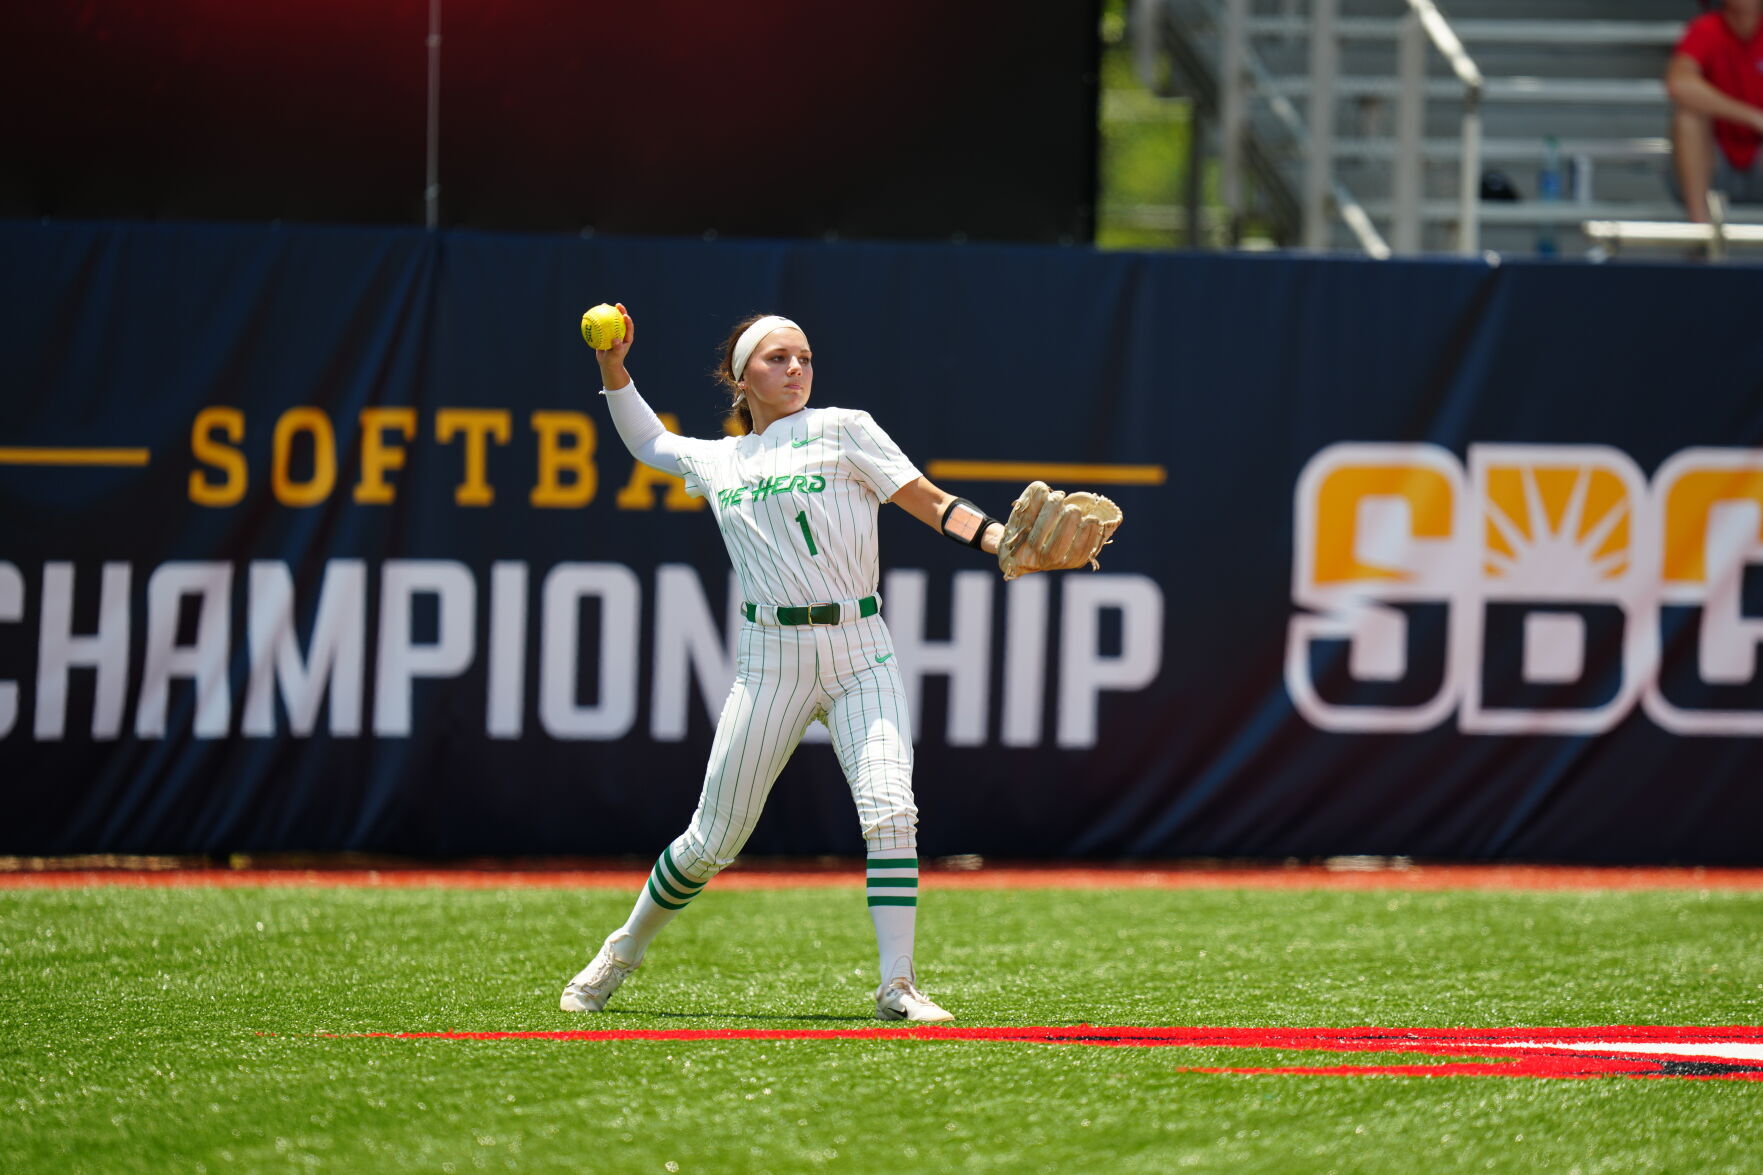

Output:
xmin=743 ymin=596 xmax=880 ymax=626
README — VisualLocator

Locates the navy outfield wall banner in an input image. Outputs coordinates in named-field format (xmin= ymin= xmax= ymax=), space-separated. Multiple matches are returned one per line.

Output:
xmin=1 ymin=221 xmax=1761 ymax=861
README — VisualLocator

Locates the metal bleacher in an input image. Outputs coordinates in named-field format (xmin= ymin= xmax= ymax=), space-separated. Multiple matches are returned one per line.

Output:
xmin=1133 ymin=0 xmax=1757 ymax=257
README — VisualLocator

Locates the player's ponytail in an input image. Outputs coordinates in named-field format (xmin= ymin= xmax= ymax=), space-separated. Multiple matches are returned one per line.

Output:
xmin=714 ymin=314 xmax=769 ymax=436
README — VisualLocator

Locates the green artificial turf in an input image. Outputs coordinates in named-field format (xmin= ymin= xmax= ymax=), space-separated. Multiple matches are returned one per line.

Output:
xmin=3 ymin=884 xmax=1761 ymax=1173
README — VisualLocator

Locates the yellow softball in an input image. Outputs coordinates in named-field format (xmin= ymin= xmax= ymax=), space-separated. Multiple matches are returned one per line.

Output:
xmin=580 ymin=303 xmax=625 ymax=350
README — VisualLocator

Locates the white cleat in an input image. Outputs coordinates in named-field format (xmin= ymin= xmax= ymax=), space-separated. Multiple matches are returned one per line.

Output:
xmin=875 ymin=976 xmax=955 ymax=1023
xmin=560 ymin=941 xmax=639 ymax=1013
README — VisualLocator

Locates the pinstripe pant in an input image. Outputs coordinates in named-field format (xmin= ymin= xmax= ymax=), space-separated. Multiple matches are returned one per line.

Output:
xmin=665 ymin=613 xmax=917 ymax=883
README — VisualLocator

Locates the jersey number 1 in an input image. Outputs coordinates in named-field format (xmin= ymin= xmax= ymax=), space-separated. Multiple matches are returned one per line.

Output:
xmin=794 ymin=511 xmax=819 ymax=557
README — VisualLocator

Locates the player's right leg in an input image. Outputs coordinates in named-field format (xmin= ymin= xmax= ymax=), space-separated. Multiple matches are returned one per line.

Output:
xmin=822 ymin=623 xmax=952 ymax=1023
xmin=562 ymin=625 xmax=822 ymax=1012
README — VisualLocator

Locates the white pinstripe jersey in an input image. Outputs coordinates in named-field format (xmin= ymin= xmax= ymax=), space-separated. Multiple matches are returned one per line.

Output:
xmin=671 ymin=407 xmax=921 ymax=607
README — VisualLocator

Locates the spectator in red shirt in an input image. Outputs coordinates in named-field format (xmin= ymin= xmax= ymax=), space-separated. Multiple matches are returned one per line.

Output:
xmin=1666 ymin=0 xmax=1763 ymax=222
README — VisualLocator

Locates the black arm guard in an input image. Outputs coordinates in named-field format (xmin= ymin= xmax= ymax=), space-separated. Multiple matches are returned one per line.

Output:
xmin=940 ymin=497 xmax=1000 ymax=549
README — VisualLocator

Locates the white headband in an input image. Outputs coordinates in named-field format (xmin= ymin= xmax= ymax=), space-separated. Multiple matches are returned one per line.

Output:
xmin=729 ymin=316 xmax=802 ymax=383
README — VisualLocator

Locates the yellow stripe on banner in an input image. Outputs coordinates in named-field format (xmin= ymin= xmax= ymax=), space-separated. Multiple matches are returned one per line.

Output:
xmin=925 ymin=460 xmax=1166 ymax=486
xmin=0 ymin=447 xmax=151 ymax=467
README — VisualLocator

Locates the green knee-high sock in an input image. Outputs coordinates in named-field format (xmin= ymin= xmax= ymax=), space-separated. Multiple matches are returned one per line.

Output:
xmin=614 ymin=849 xmax=708 ymax=962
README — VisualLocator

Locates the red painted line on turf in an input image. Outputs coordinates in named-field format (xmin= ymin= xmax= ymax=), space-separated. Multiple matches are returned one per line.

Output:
xmin=333 ymin=1025 xmax=1763 ymax=1081
xmin=7 ymin=865 xmax=1763 ymax=889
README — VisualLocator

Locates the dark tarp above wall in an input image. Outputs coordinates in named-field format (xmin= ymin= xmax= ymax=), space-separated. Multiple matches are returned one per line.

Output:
xmin=0 ymin=1 xmax=1099 ymax=243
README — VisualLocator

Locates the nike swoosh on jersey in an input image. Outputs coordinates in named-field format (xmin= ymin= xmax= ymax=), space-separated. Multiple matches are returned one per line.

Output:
xmin=874 ymin=653 xmax=893 ymax=664
xmin=791 ymin=436 xmax=821 ymax=448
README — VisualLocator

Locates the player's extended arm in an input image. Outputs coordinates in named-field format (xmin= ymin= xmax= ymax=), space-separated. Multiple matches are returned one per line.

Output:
xmin=891 ymin=477 xmax=1004 ymax=555
xmin=1666 ymin=52 xmax=1763 ymax=129
xmin=592 ymin=304 xmax=689 ymax=475
xmin=895 ymin=476 xmax=1124 ymax=579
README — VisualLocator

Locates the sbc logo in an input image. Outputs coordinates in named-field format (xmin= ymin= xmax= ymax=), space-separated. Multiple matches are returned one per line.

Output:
xmin=1288 ymin=443 xmax=1763 ymax=736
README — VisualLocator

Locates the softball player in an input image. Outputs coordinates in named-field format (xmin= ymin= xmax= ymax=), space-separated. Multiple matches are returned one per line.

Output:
xmin=561 ymin=306 xmax=1009 ymax=1022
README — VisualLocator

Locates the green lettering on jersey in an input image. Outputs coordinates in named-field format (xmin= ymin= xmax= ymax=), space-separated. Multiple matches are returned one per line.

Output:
xmin=717 ymin=473 xmax=826 ymax=511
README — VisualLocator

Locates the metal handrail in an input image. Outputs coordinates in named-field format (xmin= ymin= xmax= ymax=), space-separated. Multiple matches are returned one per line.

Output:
xmin=1243 ymin=17 xmax=1682 ymax=44
xmin=1266 ymin=76 xmax=1664 ymax=102
xmin=1411 ymin=0 xmax=1482 ymax=95
xmin=1582 ymin=221 xmax=1763 ymax=243
xmin=1584 ymin=195 xmax=1760 ymax=262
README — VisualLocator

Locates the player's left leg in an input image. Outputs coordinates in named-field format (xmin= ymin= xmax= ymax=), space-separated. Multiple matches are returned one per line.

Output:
xmin=562 ymin=623 xmax=823 ymax=1013
xmin=822 ymin=618 xmax=953 ymax=1023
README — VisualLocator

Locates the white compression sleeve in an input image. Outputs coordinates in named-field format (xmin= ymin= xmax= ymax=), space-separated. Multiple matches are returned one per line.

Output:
xmin=599 ymin=380 xmax=688 ymax=474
